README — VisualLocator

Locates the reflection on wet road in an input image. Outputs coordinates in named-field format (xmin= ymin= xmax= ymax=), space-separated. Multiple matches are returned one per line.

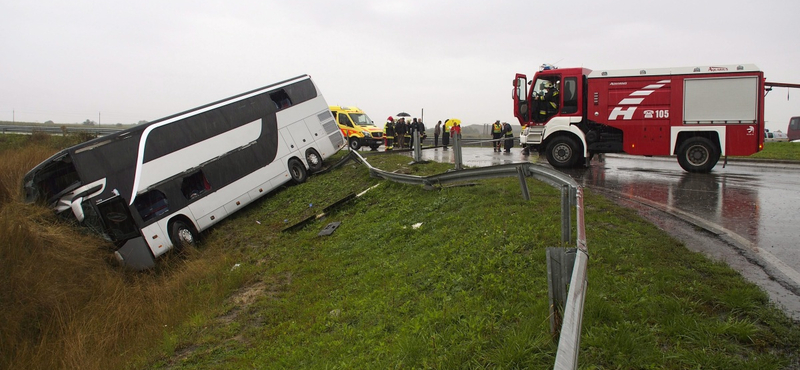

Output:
xmin=405 ymin=146 xmax=800 ymax=291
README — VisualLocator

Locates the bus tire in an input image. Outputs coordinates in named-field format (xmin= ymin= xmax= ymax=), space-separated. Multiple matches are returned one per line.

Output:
xmin=348 ymin=137 xmax=361 ymax=150
xmin=545 ymin=136 xmax=580 ymax=168
xmin=170 ymin=219 xmax=197 ymax=251
xmin=305 ymin=148 xmax=323 ymax=173
xmin=677 ymin=137 xmax=719 ymax=173
xmin=288 ymin=158 xmax=308 ymax=184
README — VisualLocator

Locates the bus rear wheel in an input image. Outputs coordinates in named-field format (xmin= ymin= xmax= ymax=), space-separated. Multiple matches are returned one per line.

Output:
xmin=305 ymin=149 xmax=323 ymax=173
xmin=170 ymin=220 xmax=197 ymax=251
xmin=677 ymin=137 xmax=719 ymax=173
xmin=288 ymin=158 xmax=308 ymax=184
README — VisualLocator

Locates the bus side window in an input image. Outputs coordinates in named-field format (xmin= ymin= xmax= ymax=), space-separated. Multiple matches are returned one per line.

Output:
xmin=134 ymin=190 xmax=169 ymax=223
xmin=181 ymin=171 xmax=211 ymax=200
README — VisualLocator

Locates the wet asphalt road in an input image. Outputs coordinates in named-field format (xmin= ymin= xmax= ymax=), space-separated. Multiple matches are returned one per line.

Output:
xmin=387 ymin=144 xmax=800 ymax=319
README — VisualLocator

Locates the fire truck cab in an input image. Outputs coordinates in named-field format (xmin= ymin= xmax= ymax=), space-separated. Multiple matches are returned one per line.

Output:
xmin=513 ymin=64 xmax=766 ymax=172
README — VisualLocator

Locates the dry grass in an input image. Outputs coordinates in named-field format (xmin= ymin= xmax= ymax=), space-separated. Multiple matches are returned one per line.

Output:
xmin=0 ymin=135 xmax=246 ymax=370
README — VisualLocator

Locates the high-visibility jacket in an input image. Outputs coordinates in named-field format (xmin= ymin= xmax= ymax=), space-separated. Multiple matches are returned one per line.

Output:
xmin=492 ymin=123 xmax=503 ymax=134
xmin=384 ymin=121 xmax=395 ymax=136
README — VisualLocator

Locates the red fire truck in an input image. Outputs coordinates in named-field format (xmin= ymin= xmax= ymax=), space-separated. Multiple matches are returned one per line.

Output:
xmin=513 ymin=64 xmax=767 ymax=172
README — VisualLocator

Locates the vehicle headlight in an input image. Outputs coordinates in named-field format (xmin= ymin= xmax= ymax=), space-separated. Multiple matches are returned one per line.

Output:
xmin=363 ymin=131 xmax=371 ymax=137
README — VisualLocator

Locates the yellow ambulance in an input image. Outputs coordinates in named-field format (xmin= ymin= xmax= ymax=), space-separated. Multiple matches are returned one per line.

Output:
xmin=329 ymin=106 xmax=384 ymax=150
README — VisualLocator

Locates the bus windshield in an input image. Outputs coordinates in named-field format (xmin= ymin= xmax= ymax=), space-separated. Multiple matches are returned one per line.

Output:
xmin=25 ymin=154 xmax=81 ymax=204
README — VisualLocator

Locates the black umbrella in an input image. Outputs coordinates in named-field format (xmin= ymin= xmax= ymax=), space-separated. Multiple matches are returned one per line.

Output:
xmin=396 ymin=112 xmax=411 ymax=117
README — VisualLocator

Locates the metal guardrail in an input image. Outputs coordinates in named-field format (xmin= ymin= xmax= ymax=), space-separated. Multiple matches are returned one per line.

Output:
xmin=349 ymin=145 xmax=588 ymax=370
xmin=0 ymin=124 xmax=123 ymax=137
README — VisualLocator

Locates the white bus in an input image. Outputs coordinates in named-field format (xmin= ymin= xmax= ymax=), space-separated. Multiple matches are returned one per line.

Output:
xmin=23 ymin=75 xmax=345 ymax=269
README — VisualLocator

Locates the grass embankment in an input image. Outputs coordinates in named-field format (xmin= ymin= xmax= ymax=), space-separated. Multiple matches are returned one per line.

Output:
xmin=1 ymin=133 xmax=798 ymax=369
xmin=747 ymin=141 xmax=800 ymax=161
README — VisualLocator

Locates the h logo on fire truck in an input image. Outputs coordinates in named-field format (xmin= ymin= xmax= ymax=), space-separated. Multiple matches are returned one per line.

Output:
xmin=608 ymin=80 xmax=671 ymax=121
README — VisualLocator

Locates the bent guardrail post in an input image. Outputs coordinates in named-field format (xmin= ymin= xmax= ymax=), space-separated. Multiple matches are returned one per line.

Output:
xmin=349 ymin=151 xmax=587 ymax=370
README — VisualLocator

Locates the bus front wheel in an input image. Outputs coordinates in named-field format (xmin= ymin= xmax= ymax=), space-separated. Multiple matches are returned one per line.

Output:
xmin=170 ymin=220 xmax=197 ymax=251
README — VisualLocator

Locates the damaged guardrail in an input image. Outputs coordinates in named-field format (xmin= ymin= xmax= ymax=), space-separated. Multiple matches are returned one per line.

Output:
xmin=348 ymin=149 xmax=588 ymax=370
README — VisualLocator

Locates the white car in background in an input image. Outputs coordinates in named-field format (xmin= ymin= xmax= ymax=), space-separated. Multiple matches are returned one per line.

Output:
xmin=765 ymin=130 xmax=789 ymax=142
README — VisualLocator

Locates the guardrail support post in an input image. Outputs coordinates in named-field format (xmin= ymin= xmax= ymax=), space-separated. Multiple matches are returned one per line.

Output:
xmin=547 ymin=247 xmax=577 ymax=336
xmin=453 ymin=133 xmax=463 ymax=170
xmin=517 ymin=166 xmax=530 ymax=201
xmin=413 ymin=129 xmax=422 ymax=162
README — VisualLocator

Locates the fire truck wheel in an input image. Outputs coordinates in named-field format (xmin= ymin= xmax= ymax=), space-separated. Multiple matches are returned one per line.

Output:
xmin=305 ymin=149 xmax=323 ymax=173
xmin=348 ymin=137 xmax=361 ymax=150
xmin=677 ymin=137 xmax=720 ymax=173
xmin=288 ymin=158 xmax=308 ymax=184
xmin=170 ymin=220 xmax=198 ymax=251
xmin=545 ymin=136 xmax=580 ymax=168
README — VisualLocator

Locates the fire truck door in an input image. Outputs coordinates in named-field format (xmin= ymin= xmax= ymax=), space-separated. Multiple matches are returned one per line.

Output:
xmin=513 ymin=74 xmax=529 ymax=122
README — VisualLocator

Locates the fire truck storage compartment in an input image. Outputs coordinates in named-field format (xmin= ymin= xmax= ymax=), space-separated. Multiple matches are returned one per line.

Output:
xmin=683 ymin=76 xmax=758 ymax=124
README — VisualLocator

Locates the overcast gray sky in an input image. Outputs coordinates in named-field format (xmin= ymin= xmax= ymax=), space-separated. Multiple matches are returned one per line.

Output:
xmin=1 ymin=0 xmax=798 ymax=132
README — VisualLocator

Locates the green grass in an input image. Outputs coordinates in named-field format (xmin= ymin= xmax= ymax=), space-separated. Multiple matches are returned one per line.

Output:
xmin=143 ymin=153 xmax=797 ymax=369
xmin=747 ymin=141 xmax=800 ymax=161
xmin=2 ymin=134 xmax=798 ymax=369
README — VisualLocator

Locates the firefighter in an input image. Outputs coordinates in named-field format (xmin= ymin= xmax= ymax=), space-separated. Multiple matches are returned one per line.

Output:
xmin=535 ymin=80 xmax=559 ymax=122
xmin=491 ymin=120 xmax=503 ymax=152
xmin=384 ymin=116 xmax=395 ymax=150
xmin=503 ymin=121 xmax=514 ymax=153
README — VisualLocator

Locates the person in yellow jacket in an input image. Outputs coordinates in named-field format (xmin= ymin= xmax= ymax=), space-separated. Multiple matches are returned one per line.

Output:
xmin=491 ymin=120 xmax=503 ymax=152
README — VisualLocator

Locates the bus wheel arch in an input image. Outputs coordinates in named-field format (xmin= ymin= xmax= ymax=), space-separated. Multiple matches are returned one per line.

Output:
xmin=305 ymin=148 xmax=323 ymax=173
xmin=544 ymin=133 xmax=583 ymax=168
xmin=288 ymin=157 xmax=308 ymax=184
xmin=168 ymin=216 xmax=198 ymax=251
